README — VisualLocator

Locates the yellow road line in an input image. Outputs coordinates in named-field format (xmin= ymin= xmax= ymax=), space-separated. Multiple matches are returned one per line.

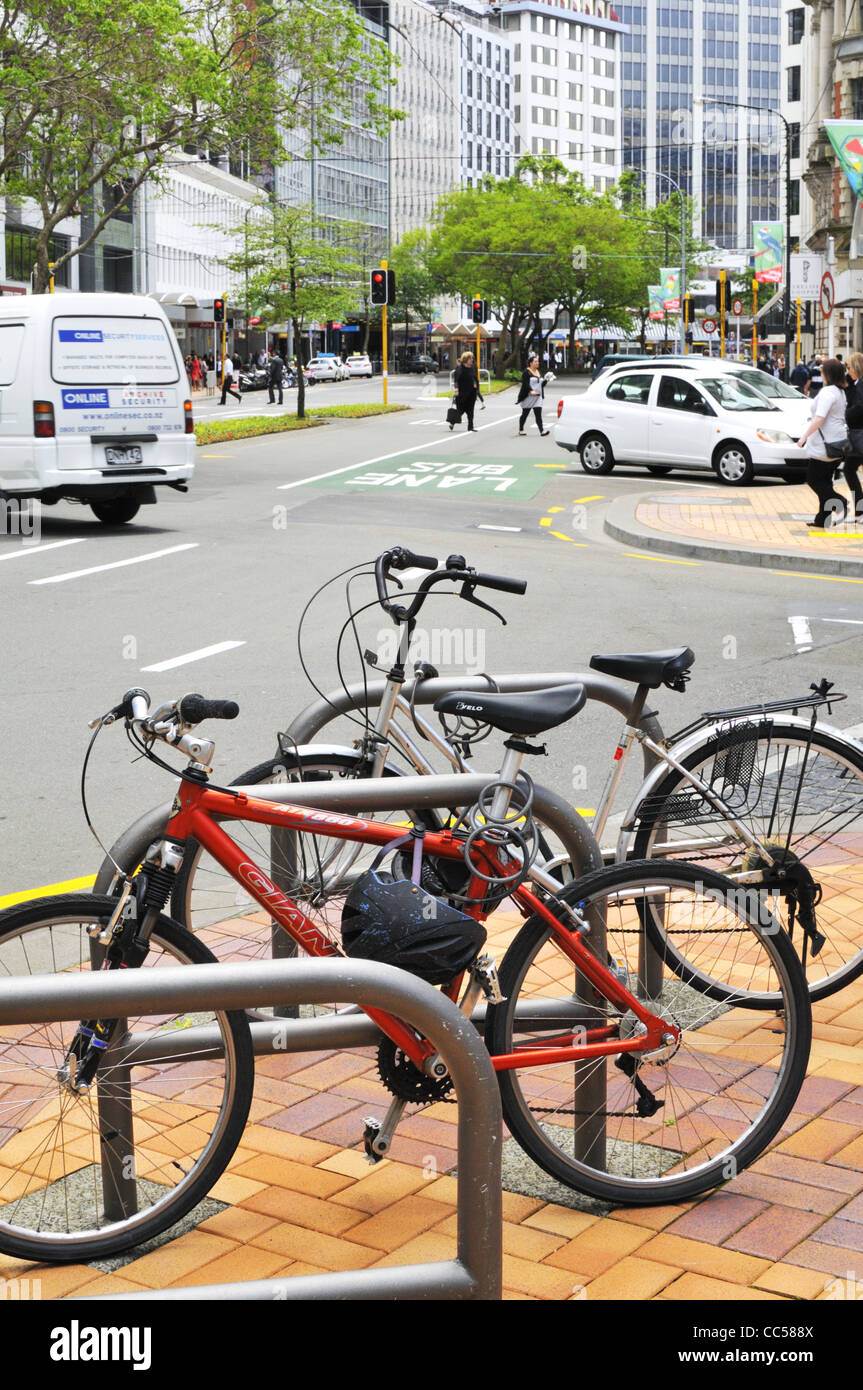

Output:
xmin=0 ymin=874 xmax=97 ymax=910
xmin=534 ymin=463 xmax=566 ymax=469
xmin=623 ymin=552 xmax=700 ymax=566
xmin=547 ymin=506 xmax=565 ymax=514
xmin=571 ymin=495 xmax=604 ymax=503
xmin=540 ymin=517 xmax=552 ymax=527
xmin=770 ymin=569 xmax=863 ymax=585
xmin=549 ymin=531 xmax=589 ymax=547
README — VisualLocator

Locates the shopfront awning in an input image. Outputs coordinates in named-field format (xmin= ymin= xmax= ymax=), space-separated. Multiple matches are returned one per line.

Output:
xmin=150 ymin=291 xmax=200 ymax=307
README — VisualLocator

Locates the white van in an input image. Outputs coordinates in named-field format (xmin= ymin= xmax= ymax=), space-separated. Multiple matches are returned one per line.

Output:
xmin=0 ymin=292 xmax=195 ymax=524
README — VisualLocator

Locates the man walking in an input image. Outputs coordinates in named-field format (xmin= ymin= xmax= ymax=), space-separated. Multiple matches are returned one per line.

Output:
xmin=219 ymin=354 xmax=241 ymax=405
xmin=268 ymin=351 xmax=286 ymax=405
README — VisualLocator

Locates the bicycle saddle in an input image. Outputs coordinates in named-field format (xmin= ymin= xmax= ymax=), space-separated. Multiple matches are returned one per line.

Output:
xmin=589 ymin=647 xmax=695 ymax=690
xmin=433 ymin=683 xmax=586 ymax=737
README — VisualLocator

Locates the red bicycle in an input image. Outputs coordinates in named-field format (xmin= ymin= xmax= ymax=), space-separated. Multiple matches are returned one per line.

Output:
xmin=0 ymin=688 xmax=810 ymax=1261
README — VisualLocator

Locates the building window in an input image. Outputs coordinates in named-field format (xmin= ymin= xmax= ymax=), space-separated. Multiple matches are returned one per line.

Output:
xmin=789 ymin=179 xmax=800 ymax=216
xmin=532 ymin=75 xmax=558 ymax=96
xmin=467 ymin=70 xmax=472 ymax=96
xmin=787 ymin=8 xmax=804 ymax=44
xmin=568 ymin=51 xmax=583 ymax=71
xmin=567 ymin=82 xmax=583 ymax=101
xmin=592 ymin=87 xmax=614 ymax=107
xmin=568 ymin=112 xmax=583 ymax=130
xmin=852 ymin=77 xmax=863 ymax=121
xmin=787 ymin=66 xmax=800 ymax=102
xmin=567 ymin=142 xmax=584 ymax=159
xmin=4 ymin=225 xmax=70 ymax=285
xmin=789 ymin=121 xmax=800 ymax=159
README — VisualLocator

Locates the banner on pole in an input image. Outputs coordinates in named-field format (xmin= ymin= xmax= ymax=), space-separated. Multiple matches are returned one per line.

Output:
xmin=648 ymin=285 xmax=666 ymax=320
xmin=660 ymin=267 xmax=681 ymax=311
xmin=824 ymin=120 xmax=863 ymax=197
xmin=752 ymin=221 xmax=784 ymax=285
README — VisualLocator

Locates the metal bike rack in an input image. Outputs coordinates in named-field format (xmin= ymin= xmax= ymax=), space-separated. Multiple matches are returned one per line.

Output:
xmin=0 ymin=958 xmax=502 ymax=1301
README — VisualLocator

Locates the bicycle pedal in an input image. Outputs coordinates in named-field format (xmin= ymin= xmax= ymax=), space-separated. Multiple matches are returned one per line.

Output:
xmin=362 ymin=1118 xmax=385 ymax=1165
xmin=471 ymin=954 xmax=505 ymax=1005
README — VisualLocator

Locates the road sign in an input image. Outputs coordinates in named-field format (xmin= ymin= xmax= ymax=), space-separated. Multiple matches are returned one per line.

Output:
xmin=702 ymin=317 xmax=717 ymax=335
xmin=248 ymin=315 xmax=261 ymax=326
xmin=790 ymin=253 xmax=824 ymax=301
xmin=731 ymin=298 xmax=743 ymax=317
xmin=820 ymin=270 xmax=835 ymax=320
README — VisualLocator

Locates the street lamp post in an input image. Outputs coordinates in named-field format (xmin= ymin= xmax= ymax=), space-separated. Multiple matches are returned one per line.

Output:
xmin=628 ymin=167 xmax=687 ymax=352
xmin=697 ymin=97 xmax=792 ymax=374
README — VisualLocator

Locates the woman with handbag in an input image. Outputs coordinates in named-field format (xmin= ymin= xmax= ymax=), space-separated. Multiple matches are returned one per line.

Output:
xmin=516 ymin=353 xmax=550 ymax=436
xmin=796 ymin=357 xmax=850 ymax=528
xmin=451 ymin=351 xmax=482 ymax=432
xmin=844 ymin=352 xmax=863 ymax=521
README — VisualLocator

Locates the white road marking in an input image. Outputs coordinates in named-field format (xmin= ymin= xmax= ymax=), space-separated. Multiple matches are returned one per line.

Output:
xmin=0 ymin=538 xmax=86 ymax=564
xmin=278 ymin=412 xmax=518 ymax=490
xmin=29 ymin=543 xmax=199 ymax=586
xmin=822 ymin=617 xmax=863 ymax=625
xmin=788 ymin=615 xmax=813 ymax=651
xmin=141 ymin=640 xmax=246 ymax=673
xmin=477 ymin=524 xmax=522 ymax=532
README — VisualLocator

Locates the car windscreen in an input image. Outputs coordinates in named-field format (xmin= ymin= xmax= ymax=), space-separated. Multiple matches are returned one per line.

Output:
xmin=700 ymin=376 xmax=780 ymax=411
xmin=736 ymin=369 xmax=800 ymax=400
xmin=51 ymin=316 xmax=180 ymax=385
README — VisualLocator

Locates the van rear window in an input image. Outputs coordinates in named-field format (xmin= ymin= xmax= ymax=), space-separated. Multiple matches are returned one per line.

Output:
xmin=0 ymin=323 xmax=25 ymax=386
xmin=51 ymin=316 xmax=179 ymax=385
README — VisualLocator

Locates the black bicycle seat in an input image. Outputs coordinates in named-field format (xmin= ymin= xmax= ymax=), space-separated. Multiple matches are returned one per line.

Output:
xmin=589 ymin=647 xmax=695 ymax=689
xmin=434 ymin=683 xmax=587 ymax=737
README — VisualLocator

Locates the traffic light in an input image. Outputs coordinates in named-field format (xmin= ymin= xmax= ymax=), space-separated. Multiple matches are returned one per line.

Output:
xmin=213 ymin=298 xmax=225 ymax=323
xmin=471 ymin=297 xmax=488 ymax=325
xmin=370 ymin=269 xmax=396 ymax=305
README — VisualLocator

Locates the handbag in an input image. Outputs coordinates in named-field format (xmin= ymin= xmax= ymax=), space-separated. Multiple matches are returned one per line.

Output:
xmin=446 ymin=399 xmax=461 ymax=425
xmin=818 ymin=429 xmax=851 ymax=460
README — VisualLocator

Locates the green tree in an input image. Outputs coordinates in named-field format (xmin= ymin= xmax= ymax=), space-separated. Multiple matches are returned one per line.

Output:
xmin=221 ymin=202 xmax=363 ymax=419
xmin=425 ymin=163 xmax=644 ymax=377
xmin=1 ymin=0 xmax=398 ymax=292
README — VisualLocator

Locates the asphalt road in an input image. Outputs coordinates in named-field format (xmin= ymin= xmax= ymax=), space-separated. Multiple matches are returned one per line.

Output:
xmin=3 ymin=372 xmax=863 ymax=897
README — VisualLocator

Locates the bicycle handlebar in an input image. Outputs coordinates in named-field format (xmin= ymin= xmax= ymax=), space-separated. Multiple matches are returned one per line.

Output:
xmin=375 ymin=547 xmax=526 ymax=624
xmin=178 ymin=694 xmax=240 ymax=725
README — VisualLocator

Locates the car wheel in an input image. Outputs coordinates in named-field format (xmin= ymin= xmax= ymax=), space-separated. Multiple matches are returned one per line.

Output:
xmin=90 ymin=497 xmax=141 ymax=525
xmin=713 ymin=442 xmax=754 ymax=485
xmin=579 ymin=432 xmax=615 ymax=475
xmin=646 ymin=465 xmax=673 ymax=476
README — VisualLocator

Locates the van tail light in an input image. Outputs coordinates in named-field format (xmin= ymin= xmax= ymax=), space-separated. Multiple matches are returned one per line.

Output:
xmin=34 ymin=401 xmax=55 ymax=437
xmin=184 ymin=399 xmax=194 ymax=434
xmin=557 ymin=399 xmax=564 ymax=419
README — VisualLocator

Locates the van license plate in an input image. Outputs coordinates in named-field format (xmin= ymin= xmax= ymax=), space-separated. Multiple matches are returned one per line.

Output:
xmin=105 ymin=446 xmax=143 ymax=465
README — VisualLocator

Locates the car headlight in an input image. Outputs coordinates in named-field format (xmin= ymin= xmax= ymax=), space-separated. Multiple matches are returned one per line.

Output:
xmin=756 ymin=429 xmax=794 ymax=444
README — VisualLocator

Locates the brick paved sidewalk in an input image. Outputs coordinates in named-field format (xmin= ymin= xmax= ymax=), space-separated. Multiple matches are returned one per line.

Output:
xmin=636 ymin=482 xmax=863 ymax=563
xmin=9 ymin=961 xmax=863 ymax=1304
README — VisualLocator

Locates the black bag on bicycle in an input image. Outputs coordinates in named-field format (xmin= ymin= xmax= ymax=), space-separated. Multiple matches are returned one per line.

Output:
xmin=341 ymin=832 xmax=486 ymax=985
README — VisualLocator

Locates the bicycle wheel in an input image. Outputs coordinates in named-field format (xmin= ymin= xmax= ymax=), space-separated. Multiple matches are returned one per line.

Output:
xmin=0 ymin=894 xmax=253 ymax=1262
xmin=170 ymin=752 xmax=446 ymax=954
xmin=630 ymin=720 xmax=863 ymax=1002
xmin=487 ymin=860 xmax=810 ymax=1206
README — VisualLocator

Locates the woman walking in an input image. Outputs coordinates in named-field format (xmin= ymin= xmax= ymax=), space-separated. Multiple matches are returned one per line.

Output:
xmin=844 ymin=352 xmax=863 ymax=521
xmin=452 ymin=351 xmax=482 ymax=432
xmin=797 ymin=356 xmax=850 ymax=528
xmin=516 ymin=354 xmax=549 ymax=436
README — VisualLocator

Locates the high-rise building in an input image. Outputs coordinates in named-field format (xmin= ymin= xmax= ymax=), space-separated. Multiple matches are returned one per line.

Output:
xmin=389 ymin=0 xmax=516 ymax=241
xmin=493 ymin=0 xmax=623 ymax=193
xmin=619 ymin=0 xmax=783 ymax=251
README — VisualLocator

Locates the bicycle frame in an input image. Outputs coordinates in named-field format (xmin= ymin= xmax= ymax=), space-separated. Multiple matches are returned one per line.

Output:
xmin=158 ymin=776 xmax=676 ymax=1077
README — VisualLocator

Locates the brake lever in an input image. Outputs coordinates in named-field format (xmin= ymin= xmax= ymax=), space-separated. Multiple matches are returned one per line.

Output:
xmin=459 ymin=581 xmax=507 ymax=625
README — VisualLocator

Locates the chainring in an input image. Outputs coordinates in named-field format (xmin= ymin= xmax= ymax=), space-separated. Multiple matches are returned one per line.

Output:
xmin=377 ymin=1038 xmax=454 ymax=1104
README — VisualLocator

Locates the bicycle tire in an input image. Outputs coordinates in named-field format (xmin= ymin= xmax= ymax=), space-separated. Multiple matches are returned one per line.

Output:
xmin=0 ymin=894 xmax=254 ymax=1262
xmin=629 ymin=720 xmax=863 ymax=1003
xmin=487 ymin=860 xmax=811 ymax=1206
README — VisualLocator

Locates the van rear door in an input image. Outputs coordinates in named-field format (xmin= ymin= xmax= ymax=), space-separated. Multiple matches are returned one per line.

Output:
xmin=51 ymin=314 xmax=185 ymax=473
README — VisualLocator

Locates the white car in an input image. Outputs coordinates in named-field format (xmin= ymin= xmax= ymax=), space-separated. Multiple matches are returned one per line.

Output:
xmin=345 ymin=353 xmax=373 ymax=378
xmin=305 ymin=356 xmax=341 ymax=381
xmin=597 ymin=355 xmax=809 ymax=428
xmin=555 ymin=365 xmax=807 ymax=485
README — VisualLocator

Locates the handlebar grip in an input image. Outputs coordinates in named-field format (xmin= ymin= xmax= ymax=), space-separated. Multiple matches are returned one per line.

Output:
xmin=178 ymin=694 xmax=240 ymax=725
xmin=390 ymin=549 xmax=438 ymax=571
xmin=473 ymin=573 xmax=527 ymax=596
